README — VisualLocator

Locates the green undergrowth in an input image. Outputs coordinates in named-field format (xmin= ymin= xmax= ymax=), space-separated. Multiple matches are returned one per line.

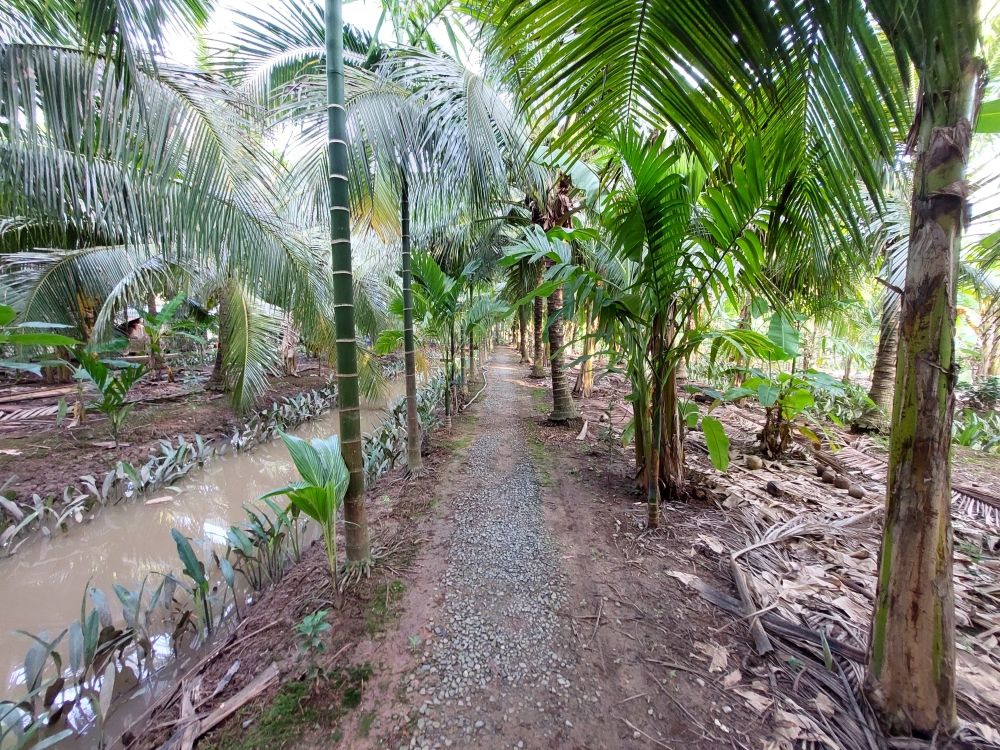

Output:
xmin=442 ymin=414 xmax=477 ymax=450
xmin=528 ymin=384 xmax=550 ymax=415
xmin=201 ymin=663 xmax=373 ymax=750
xmin=365 ymin=579 xmax=406 ymax=636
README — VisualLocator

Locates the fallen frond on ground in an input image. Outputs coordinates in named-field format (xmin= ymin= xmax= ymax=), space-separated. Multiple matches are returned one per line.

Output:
xmin=679 ymin=401 xmax=1000 ymax=748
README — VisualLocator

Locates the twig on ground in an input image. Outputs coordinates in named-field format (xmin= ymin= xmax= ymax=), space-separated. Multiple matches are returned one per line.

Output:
xmin=617 ymin=693 xmax=648 ymax=705
xmin=586 ymin=598 xmax=604 ymax=648
xmin=615 ymin=716 xmax=676 ymax=749
xmin=647 ymin=673 xmax=710 ymax=733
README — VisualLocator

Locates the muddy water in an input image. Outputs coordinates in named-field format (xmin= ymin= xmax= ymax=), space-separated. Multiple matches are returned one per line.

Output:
xmin=0 ymin=382 xmax=408 ymax=701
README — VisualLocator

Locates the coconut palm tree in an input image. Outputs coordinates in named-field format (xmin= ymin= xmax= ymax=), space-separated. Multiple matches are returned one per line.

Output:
xmin=0 ymin=0 xmax=342 ymax=411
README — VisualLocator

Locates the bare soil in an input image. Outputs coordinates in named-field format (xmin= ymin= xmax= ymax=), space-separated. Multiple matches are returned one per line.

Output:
xmin=0 ymin=360 xmax=333 ymax=502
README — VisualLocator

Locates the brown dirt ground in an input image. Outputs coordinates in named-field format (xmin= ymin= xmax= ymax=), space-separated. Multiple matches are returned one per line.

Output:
xmin=0 ymin=359 xmax=334 ymax=502
xmin=128 ymin=350 xmax=778 ymax=750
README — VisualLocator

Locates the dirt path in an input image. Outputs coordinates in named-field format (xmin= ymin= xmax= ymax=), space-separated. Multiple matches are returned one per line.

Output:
xmin=352 ymin=351 xmax=765 ymax=750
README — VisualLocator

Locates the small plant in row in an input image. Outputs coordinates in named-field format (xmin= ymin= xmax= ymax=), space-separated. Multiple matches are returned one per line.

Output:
xmin=363 ymin=376 xmax=445 ymax=481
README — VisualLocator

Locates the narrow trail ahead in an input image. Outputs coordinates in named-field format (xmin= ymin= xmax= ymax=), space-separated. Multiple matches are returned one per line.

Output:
xmin=354 ymin=349 xmax=757 ymax=750
xmin=398 ymin=353 xmax=580 ymax=749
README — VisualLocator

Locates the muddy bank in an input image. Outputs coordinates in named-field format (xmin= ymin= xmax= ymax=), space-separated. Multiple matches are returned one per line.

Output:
xmin=129 ymin=408 xmax=466 ymax=750
xmin=0 ymin=358 xmax=362 ymax=503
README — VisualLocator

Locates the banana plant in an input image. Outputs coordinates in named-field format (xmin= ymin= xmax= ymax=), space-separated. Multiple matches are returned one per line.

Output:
xmin=261 ymin=432 xmax=350 ymax=599
xmin=0 ymin=303 xmax=81 ymax=375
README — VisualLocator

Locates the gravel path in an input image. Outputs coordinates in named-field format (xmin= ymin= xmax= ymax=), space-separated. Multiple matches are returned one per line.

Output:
xmin=399 ymin=357 xmax=582 ymax=749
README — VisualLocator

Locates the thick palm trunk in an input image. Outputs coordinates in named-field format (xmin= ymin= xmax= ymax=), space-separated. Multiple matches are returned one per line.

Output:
xmin=400 ymin=174 xmax=422 ymax=475
xmin=531 ymin=282 xmax=545 ymax=378
xmin=867 ymin=15 xmax=981 ymax=733
xmin=519 ymin=304 xmax=529 ymax=363
xmin=326 ymin=0 xmax=368 ymax=562
xmin=546 ymin=261 xmax=580 ymax=424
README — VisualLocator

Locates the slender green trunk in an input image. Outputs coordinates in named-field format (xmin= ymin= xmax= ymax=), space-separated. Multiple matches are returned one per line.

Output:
xmin=573 ymin=302 xmax=594 ymax=398
xmin=646 ymin=319 xmax=664 ymax=529
xmin=445 ymin=322 xmax=455 ymax=426
xmin=518 ymin=304 xmax=529 ymax=362
xmin=460 ymin=333 xmax=467 ymax=395
xmin=326 ymin=0 xmax=368 ymax=561
xmin=867 ymin=6 xmax=981 ymax=733
xmin=532 ymin=271 xmax=545 ymax=378
xmin=400 ymin=173 xmax=422 ymax=474
xmin=468 ymin=330 xmax=475 ymax=386
xmin=547 ymin=259 xmax=580 ymax=423
xmin=633 ymin=378 xmax=649 ymax=494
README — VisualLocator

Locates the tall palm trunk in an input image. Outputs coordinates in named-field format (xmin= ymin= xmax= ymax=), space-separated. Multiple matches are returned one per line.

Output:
xmin=326 ymin=0 xmax=368 ymax=562
xmin=546 ymin=259 xmax=580 ymax=423
xmin=531 ymin=274 xmax=545 ymax=377
xmin=855 ymin=301 xmax=898 ymax=432
xmin=460 ymin=333 xmax=467 ymax=395
xmin=468 ymin=330 xmax=475 ymax=385
xmin=518 ymin=304 xmax=529 ymax=363
xmin=400 ymin=174 xmax=422 ymax=475
xmin=646 ymin=315 xmax=665 ymax=529
xmin=573 ymin=302 xmax=594 ymax=398
xmin=867 ymin=7 xmax=981 ymax=733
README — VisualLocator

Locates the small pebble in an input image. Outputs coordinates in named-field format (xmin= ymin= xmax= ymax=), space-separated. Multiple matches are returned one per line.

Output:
xmin=766 ymin=480 xmax=783 ymax=497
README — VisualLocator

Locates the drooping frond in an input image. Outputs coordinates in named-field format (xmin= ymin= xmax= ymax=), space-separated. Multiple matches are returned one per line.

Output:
xmin=219 ymin=278 xmax=284 ymax=414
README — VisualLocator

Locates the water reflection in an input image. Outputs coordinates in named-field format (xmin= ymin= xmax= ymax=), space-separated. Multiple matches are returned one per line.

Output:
xmin=0 ymin=383 xmax=407 ymax=700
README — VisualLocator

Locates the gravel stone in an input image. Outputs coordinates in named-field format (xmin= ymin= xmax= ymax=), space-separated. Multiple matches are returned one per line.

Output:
xmin=401 ymin=362 xmax=574 ymax=746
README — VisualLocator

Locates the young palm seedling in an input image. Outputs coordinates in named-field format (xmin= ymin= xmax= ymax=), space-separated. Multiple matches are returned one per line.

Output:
xmin=262 ymin=432 xmax=350 ymax=603
xmin=293 ymin=609 xmax=331 ymax=681
xmin=74 ymin=351 xmax=147 ymax=448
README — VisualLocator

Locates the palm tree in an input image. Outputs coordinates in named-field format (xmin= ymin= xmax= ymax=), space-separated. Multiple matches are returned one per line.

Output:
xmin=325 ymin=0 xmax=369 ymax=563
xmin=488 ymin=0 xmax=989 ymax=734
xmin=861 ymin=0 xmax=983 ymax=734
xmin=0 ymin=0 xmax=334 ymax=411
